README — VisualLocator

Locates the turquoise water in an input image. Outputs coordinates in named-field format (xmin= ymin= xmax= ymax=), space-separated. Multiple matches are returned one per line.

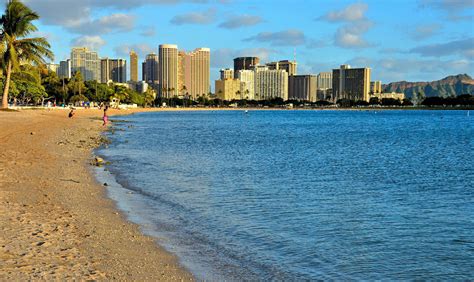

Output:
xmin=96 ymin=110 xmax=473 ymax=280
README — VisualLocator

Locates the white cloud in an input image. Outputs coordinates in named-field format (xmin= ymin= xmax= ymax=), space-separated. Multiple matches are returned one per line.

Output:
xmin=410 ymin=23 xmax=442 ymax=40
xmin=170 ymin=8 xmax=216 ymax=25
xmin=71 ymin=35 xmax=107 ymax=50
xmin=218 ymin=15 xmax=263 ymax=29
xmin=345 ymin=56 xmax=474 ymax=82
xmin=211 ymin=47 xmax=278 ymax=68
xmin=419 ymin=0 xmax=474 ymax=21
xmin=318 ymin=3 xmax=368 ymax=22
xmin=335 ymin=21 xmax=373 ymax=48
xmin=140 ymin=26 xmax=157 ymax=37
xmin=317 ymin=2 xmax=374 ymax=49
xmin=409 ymin=37 xmax=474 ymax=58
xmin=244 ymin=29 xmax=307 ymax=46
xmin=114 ymin=43 xmax=156 ymax=59
xmin=67 ymin=14 xmax=135 ymax=35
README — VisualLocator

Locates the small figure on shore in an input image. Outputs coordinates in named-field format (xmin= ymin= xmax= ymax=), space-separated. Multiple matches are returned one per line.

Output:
xmin=102 ymin=106 xmax=109 ymax=126
xmin=68 ymin=108 xmax=75 ymax=118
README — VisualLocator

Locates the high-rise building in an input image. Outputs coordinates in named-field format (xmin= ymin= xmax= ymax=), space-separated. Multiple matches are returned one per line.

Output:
xmin=288 ymin=75 xmax=317 ymax=102
xmin=159 ymin=44 xmax=179 ymax=98
xmin=317 ymin=72 xmax=332 ymax=90
xmin=142 ymin=53 xmax=159 ymax=84
xmin=71 ymin=47 xmax=100 ymax=81
xmin=101 ymin=58 xmax=127 ymax=83
xmin=178 ymin=48 xmax=210 ymax=99
xmin=130 ymin=50 xmax=138 ymax=82
xmin=58 ymin=60 xmax=71 ymax=79
xmin=370 ymin=80 xmax=382 ymax=94
xmin=215 ymin=79 xmax=241 ymax=100
xmin=233 ymin=57 xmax=259 ymax=78
xmin=45 ymin=63 xmax=59 ymax=74
xmin=267 ymin=60 xmax=297 ymax=76
xmin=237 ymin=70 xmax=255 ymax=100
xmin=178 ymin=51 xmax=186 ymax=96
xmin=255 ymin=67 xmax=288 ymax=101
xmin=332 ymin=64 xmax=371 ymax=102
xmin=220 ymin=68 xmax=234 ymax=80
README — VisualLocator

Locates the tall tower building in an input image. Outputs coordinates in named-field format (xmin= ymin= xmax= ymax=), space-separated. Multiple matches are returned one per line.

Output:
xmin=220 ymin=68 xmax=234 ymax=80
xmin=101 ymin=58 xmax=127 ymax=83
xmin=159 ymin=44 xmax=179 ymax=98
xmin=130 ymin=50 xmax=138 ymax=82
xmin=255 ymin=67 xmax=288 ymax=101
xmin=215 ymin=79 xmax=241 ymax=100
xmin=181 ymin=48 xmax=210 ymax=99
xmin=233 ymin=57 xmax=259 ymax=78
xmin=143 ymin=53 xmax=159 ymax=84
xmin=370 ymin=80 xmax=382 ymax=94
xmin=237 ymin=70 xmax=255 ymax=100
xmin=289 ymin=75 xmax=317 ymax=102
xmin=58 ymin=59 xmax=71 ymax=79
xmin=71 ymin=47 xmax=100 ymax=81
xmin=178 ymin=51 xmax=186 ymax=96
xmin=317 ymin=72 xmax=332 ymax=89
xmin=267 ymin=60 xmax=297 ymax=76
xmin=332 ymin=64 xmax=371 ymax=102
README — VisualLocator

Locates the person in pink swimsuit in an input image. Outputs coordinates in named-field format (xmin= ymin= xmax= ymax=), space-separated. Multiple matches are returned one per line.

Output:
xmin=102 ymin=106 xmax=109 ymax=126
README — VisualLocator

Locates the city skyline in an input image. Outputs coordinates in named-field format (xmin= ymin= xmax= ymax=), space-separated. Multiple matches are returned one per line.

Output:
xmin=11 ymin=0 xmax=473 ymax=85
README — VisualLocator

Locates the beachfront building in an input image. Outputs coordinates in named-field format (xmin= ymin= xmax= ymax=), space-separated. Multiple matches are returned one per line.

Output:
xmin=237 ymin=70 xmax=255 ymax=100
xmin=100 ymin=58 xmax=127 ymax=83
xmin=215 ymin=79 xmax=241 ymax=100
xmin=267 ymin=60 xmax=297 ymax=76
xmin=371 ymin=92 xmax=405 ymax=101
xmin=159 ymin=44 xmax=179 ymax=98
xmin=255 ymin=67 xmax=288 ymax=101
xmin=332 ymin=64 xmax=371 ymax=102
xmin=130 ymin=50 xmax=138 ymax=82
xmin=220 ymin=68 xmax=234 ymax=80
xmin=58 ymin=60 xmax=71 ymax=79
xmin=370 ymin=80 xmax=382 ymax=94
xmin=288 ymin=75 xmax=317 ymax=102
xmin=71 ymin=47 xmax=100 ymax=81
xmin=142 ymin=53 xmax=159 ymax=85
xmin=233 ymin=57 xmax=259 ymax=78
xmin=178 ymin=48 xmax=210 ymax=99
xmin=45 ymin=63 xmax=59 ymax=74
xmin=317 ymin=72 xmax=332 ymax=90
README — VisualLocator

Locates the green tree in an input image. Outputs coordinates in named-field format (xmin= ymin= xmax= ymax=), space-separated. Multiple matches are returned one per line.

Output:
xmin=67 ymin=71 xmax=86 ymax=99
xmin=41 ymin=70 xmax=61 ymax=103
xmin=1 ymin=0 xmax=54 ymax=108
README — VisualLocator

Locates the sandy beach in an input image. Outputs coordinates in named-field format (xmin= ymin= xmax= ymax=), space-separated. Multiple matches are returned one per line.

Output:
xmin=0 ymin=108 xmax=193 ymax=280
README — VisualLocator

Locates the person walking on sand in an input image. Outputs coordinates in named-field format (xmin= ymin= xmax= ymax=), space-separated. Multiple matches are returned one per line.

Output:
xmin=68 ymin=108 xmax=75 ymax=118
xmin=102 ymin=106 xmax=109 ymax=126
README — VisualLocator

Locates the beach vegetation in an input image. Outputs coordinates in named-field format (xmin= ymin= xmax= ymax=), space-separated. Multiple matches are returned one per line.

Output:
xmin=0 ymin=0 xmax=54 ymax=108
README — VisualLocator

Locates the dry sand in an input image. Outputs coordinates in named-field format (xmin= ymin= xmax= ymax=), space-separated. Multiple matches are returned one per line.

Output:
xmin=0 ymin=108 xmax=194 ymax=280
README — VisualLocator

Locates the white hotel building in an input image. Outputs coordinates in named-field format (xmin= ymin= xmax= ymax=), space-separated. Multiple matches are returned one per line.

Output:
xmin=237 ymin=70 xmax=255 ymax=100
xmin=255 ymin=66 xmax=288 ymax=101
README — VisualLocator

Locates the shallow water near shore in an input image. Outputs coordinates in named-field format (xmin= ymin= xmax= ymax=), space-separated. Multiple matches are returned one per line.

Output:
xmin=95 ymin=110 xmax=473 ymax=280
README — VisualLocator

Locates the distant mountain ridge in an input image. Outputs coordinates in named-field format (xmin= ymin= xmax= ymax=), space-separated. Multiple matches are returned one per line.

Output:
xmin=383 ymin=74 xmax=474 ymax=98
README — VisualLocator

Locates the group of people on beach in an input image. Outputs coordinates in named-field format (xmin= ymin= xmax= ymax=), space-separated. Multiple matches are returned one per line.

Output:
xmin=68 ymin=106 xmax=109 ymax=126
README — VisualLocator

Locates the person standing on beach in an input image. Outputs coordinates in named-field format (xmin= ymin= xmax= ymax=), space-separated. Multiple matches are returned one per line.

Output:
xmin=68 ymin=108 xmax=75 ymax=118
xmin=102 ymin=106 xmax=109 ymax=126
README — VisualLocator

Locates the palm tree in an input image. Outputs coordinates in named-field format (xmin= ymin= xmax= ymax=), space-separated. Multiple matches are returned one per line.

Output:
xmin=1 ymin=0 xmax=54 ymax=108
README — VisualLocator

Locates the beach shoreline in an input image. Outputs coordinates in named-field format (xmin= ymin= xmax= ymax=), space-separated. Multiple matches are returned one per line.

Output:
xmin=0 ymin=108 xmax=193 ymax=280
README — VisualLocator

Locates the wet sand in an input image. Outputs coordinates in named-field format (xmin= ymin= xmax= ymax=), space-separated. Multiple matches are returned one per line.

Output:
xmin=0 ymin=108 xmax=193 ymax=280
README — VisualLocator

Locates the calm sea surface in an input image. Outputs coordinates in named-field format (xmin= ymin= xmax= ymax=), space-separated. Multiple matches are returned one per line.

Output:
xmin=96 ymin=110 xmax=473 ymax=280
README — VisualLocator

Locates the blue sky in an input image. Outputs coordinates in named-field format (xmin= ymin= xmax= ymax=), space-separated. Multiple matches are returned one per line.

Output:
xmin=8 ymin=0 xmax=474 ymax=84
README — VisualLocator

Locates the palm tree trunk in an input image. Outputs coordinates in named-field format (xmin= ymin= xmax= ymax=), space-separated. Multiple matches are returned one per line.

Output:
xmin=2 ymin=62 xmax=12 ymax=109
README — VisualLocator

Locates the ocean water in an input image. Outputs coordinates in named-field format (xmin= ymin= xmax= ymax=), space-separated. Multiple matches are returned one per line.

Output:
xmin=95 ymin=110 xmax=474 ymax=280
